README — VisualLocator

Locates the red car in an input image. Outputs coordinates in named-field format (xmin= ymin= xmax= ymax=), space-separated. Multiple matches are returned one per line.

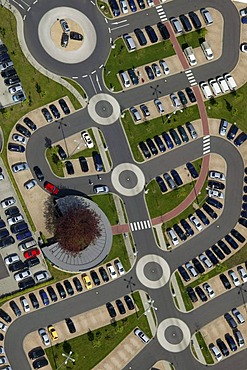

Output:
xmin=44 ymin=181 xmax=59 ymax=195
xmin=24 ymin=248 xmax=40 ymax=259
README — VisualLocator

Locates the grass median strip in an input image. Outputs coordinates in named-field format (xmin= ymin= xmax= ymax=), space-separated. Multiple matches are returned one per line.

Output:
xmin=195 ymin=331 xmax=214 ymax=364
xmin=104 ymin=234 xmax=131 ymax=271
xmin=175 ymin=272 xmax=193 ymax=311
xmin=177 ymin=29 xmax=207 ymax=50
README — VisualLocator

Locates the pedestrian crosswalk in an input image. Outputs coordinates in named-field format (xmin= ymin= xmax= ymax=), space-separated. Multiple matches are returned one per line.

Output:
xmin=130 ymin=220 xmax=151 ymax=232
xmin=185 ymin=69 xmax=197 ymax=86
xmin=203 ymin=135 xmax=210 ymax=155
xmin=156 ymin=5 xmax=167 ymax=22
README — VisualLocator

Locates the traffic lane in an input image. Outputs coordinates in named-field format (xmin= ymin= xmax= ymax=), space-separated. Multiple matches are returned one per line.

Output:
xmin=24 ymin=0 xmax=110 ymax=76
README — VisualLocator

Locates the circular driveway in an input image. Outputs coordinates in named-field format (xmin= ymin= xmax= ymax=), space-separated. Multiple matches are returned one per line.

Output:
xmin=111 ymin=163 xmax=145 ymax=196
xmin=157 ymin=318 xmax=191 ymax=352
xmin=87 ymin=93 xmax=120 ymax=124
xmin=136 ymin=254 xmax=170 ymax=289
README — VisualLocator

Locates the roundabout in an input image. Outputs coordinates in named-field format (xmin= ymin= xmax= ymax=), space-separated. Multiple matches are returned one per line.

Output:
xmin=157 ymin=318 xmax=191 ymax=352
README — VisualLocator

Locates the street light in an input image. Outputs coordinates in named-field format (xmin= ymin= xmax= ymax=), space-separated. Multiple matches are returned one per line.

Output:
xmin=56 ymin=351 xmax=75 ymax=369
xmin=57 ymin=118 xmax=69 ymax=157
xmin=138 ymin=299 xmax=157 ymax=320
xmin=163 ymin=107 xmax=179 ymax=125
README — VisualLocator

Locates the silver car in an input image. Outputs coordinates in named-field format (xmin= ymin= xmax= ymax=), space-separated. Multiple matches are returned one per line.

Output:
xmin=38 ymin=328 xmax=50 ymax=346
xmin=60 ymin=19 xmax=70 ymax=33
xmin=159 ymin=60 xmax=170 ymax=75
xmin=12 ymin=134 xmax=27 ymax=144
xmin=151 ymin=63 xmax=161 ymax=77
xmin=219 ymin=119 xmax=228 ymax=136
xmin=154 ymin=99 xmax=165 ymax=113
xmin=24 ymin=179 xmax=37 ymax=190
xmin=12 ymin=162 xmax=28 ymax=173
xmin=170 ymin=93 xmax=181 ymax=108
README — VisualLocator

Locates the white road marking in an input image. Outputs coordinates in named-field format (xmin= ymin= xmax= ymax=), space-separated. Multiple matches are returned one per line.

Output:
xmin=91 ymin=70 xmax=96 ymax=74
xmin=89 ymin=75 xmax=97 ymax=94
xmin=110 ymin=23 xmax=129 ymax=31
xmin=95 ymin=74 xmax=102 ymax=91
xmin=130 ymin=220 xmax=151 ymax=232
xmin=72 ymin=76 xmax=78 ymax=79
xmin=12 ymin=0 xmax=24 ymax=9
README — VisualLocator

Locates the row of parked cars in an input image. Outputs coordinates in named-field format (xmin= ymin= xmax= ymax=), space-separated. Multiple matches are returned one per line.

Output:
xmin=139 ymin=122 xmax=198 ymax=160
xmin=109 ymin=0 xmax=156 ymax=17
xmin=170 ymin=8 xmax=213 ymax=35
xmin=0 ymin=43 xmax=25 ymax=103
xmin=219 ymin=120 xmax=247 ymax=147
xmin=106 ymin=295 xmax=134 ymax=318
xmin=200 ymin=74 xmax=237 ymax=99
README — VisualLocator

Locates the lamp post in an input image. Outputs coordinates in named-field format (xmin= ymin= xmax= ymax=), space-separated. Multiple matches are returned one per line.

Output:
xmin=138 ymin=299 xmax=157 ymax=320
xmin=56 ymin=351 xmax=75 ymax=369
xmin=58 ymin=118 xmax=69 ymax=157
xmin=163 ymin=107 xmax=180 ymax=125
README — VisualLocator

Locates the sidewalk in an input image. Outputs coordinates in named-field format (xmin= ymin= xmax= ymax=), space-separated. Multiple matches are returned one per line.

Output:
xmin=170 ymin=273 xmax=186 ymax=312
xmin=139 ymin=290 xmax=157 ymax=337
xmin=92 ymin=127 xmax=112 ymax=172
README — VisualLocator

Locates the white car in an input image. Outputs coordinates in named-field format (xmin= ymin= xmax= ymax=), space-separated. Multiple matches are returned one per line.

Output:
xmin=81 ymin=131 xmax=94 ymax=149
xmin=170 ymin=93 xmax=181 ymax=108
xmin=159 ymin=60 xmax=170 ymax=75
xmin=14 ymin=270 xmax=32 ymax=282
xmin=219 ymin=119 xmax=228 ymax=136
xmin=0 ymin=322 xmax=7 ymax=332
xmin=107 ymin=264 xmax=117 ymax=279
xmin=8 ymin=84 xmax=22 ymax=94
xmin=207 ymin=189 xmax=224 ymax=199
xmin=38 ymin=328 xmax=50 ymax=346
xmin=0 ymin=60 xmax=13 ymax=71
xmin=228 ymin=270 xmax=240 ymax=286
xmin=0 ymin=346 xmax=4 ymax=354
xmin=120 ymin=0 xmax=128 ymax=13
xmin=0 ymin=356 xmax=7 ymax=364
xmin=24 ymin=179 xmax=37 ymax=190
xmin=202 ymin=282 xmax=215 ymax=298
xmin=60 ymin=19 xmax=70 ymax=33
xmin=209 ymin=171 xmax=225 ymax=181
xmin=151 ymin=63 xmax=161 ymax=77
xmin=12 ymin=134 xmax=27 ymax=144
xmin=1 ymin=197 xmax=15 ymax=208
xmin=7 ymin=215 xmax=23 ymax=226
xmin=199 ymin=253 xmax=212 ymax=268
xmin=12 ymin=162 xmax=29 ymax=173
xmin=4 ymin=253 xmax=20 ymax=265
xmin=189 ymin=215 xmax=203 ymax=231
xmin=237 ymin=266 xmax=247 ymax=283
xmin=154 ymin=99 xmax=165 ymax=113
xmin=146 ymin=0 xmax=154 ymax=6
xmin=20 ymin=297 xmax=30 ymax=312
xmin=240 ymin=8 xmax=247 ymax=16
xmin=241 ymin=43 xmax=247 ymax=53
xmin=114 ymin=259 xmax=125 ymax=275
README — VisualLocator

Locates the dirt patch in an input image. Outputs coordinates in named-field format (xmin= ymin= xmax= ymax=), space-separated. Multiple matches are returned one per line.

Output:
xmin=50 ymin=19 xmax=84 ymax=51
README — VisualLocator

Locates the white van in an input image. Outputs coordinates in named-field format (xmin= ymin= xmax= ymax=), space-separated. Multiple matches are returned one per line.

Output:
xmin=209 ymin=79 xmax=221 ymax=95
xmin=184 ymin=47 xmax=197 ymax=66
xmin=201 ymin=41 xmax=214 ymax=60
xmin=119 ymin=72 xmax=130 ymax=88
xmin=167 ymin=228 xmax=179 ymax=246
xmin=93 ymin=185 xmax=109 ymax=194
xmin=200 ymin=82 xmax=213 ymax=99
xmin=224 ymin=73 xmax=237 ymax=91
xmin=217 ymin=76 xmax=230 ymax=93
xmin=200 ymin=8 xmax=213 ymax=25
xmin=123 ymin=34 xmax=136 ymax=52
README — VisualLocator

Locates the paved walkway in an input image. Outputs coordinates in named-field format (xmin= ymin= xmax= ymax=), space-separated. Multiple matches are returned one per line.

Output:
xmin=92 ymin=127 xmax=112 ymax=172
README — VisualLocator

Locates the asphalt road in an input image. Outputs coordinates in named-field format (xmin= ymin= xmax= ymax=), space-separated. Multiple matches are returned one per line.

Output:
xmin=5 ymin=0 xmax=247 ymax=369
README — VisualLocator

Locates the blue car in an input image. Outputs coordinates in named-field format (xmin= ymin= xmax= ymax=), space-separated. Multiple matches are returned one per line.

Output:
xmin=180 ymin=219 xmax=194 ymax=236
xmin=127 ymin=0 xmax=137 ymax=12
xmin=170 ymin=169 xmax=183 ymax=186
xmin=241 ymin=16 xmax=247 ymax=24
xmin=156 ymin=176 xmax=167 ymax=193
xmin=186 ymin=162 xmax=198 ymax=179
xmin=162 ymin=132 xmax=174 ymax=149
xmin=234 ymin=132 xmax=247 ymax=147
xmin=108 ymin=0 xmax=120 ymax=16
xmin=227 ymin=124 xmax=238 ymax=140
xmin=16 ymin=230 xmax=32 ymax=241
xmin=39 ymin=289 xmax=50 ymax=306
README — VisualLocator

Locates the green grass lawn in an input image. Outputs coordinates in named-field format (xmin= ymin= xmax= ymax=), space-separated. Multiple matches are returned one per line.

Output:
xmin=69 ymin=129 xmax=99 ymax=159
xmin=91 ymin=194 xmax=118 ymax=225
xmin=175 ymin=272 xmax=193 ymax=311
xmin=97 ymin=0 xmax=113 ymax=18
xmin=105 ymin=234 xmax=131 ymax=271
xmin=46 ymin=147 xmax=65 ymax=177
xmin=62 ymin=77 xmax=87 ymax=98
xmin=104 ymin=38 xmax=175 ymax=91
xmin=177 ymin=28 xmax=207 ymax=50
xmin=45 ymin=291 xmax=151 ymax=370
xmin=195 ymin=331 xmax=214 ymax=364
xmin=122 ymin=105 xmax=200 ymax=162
xmin=205 ymin=83 xmax=247 ymax=132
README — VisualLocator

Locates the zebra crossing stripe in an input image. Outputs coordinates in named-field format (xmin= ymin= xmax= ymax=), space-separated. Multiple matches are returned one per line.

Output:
xmin=146 ymin=220 xmax=151 ymax=228
xmin=130 ymin=220 xmax=151 ymax=232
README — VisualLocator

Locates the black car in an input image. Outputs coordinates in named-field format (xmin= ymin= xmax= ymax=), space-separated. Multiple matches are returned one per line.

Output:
xmin=16 ymin=124 xmax=31 ymax=138
xmin=18 ymin=277 xmax=35 ymax=290
xmin=70 ymin=31 xmax=83 ymax=40
xmin=90 ymin=270 xmax=100 ymax=286
xmin=225 ymin=234 xmax=238 ymax=249
xmin=0 ymin=229 xmax=9 ymax=239
xmin=8 ymin=143 xmax=25 ymax=153
xmin=205 ymin=249 xmax=219 ymax=265
xmin=208 ymin=181 xmax=225 ymax=190
xmin=56 ymin=282 xmax=66 ymax=299
xmin=33 ymin=357 xmax=48 ymax=369
xmin=154 ymin=135 xmax=166 ymax=152
xmin=145 ymin=66 xmax=155 ymax=80
xmin=9 ymin=301 xmax=21 ymax=317
xmin=93 ymin=151 xmax=103 ymax=172
xmin=187 ymin=287 xmax=198 ymax=303
xmin=0 ymin=53 xmax=10 ymax=62
xmin=58 ymin=99 xmax=70 ymax=115
xmin=0 ymin=220 xmax=6 ymax=229
xmin=65 ymin=318 xmax=76 ymax=333
xmin=116 ymin=299 xmax=126 ymax=314
xmin=227 ymin=124 xmax=238 ymax=140
xmin=186 ymin=162 xmax=198 ymax=179
xmin=224 ymin=312 xmax=237 ymax=328
xmin=9 ymin=260 xmax=25 ymax=272
xmin=1 ymin=67 xmax=17 ymax=78
xmin=146 ymin=138 xmax=158 ymax=156
xmin=145 ymin=25 xmax=158 ymax=43
xmin=79 ymin=156 xmax=89 ymax=172
xmin=4 ymin=75 xmax=20 ymax=86
xmin=177 ymin=91 xmax=188 ymax=106
xmin=177 ymin=125 xmax=189 ymax=143
xmin=140 ymin=104 xmax=150 ymax=118
xmin=188 ymin=11 xmax=202 ymax=29
xmin=231 ymin=229 xmax=245 ymax=243
xmin=169 ymin=129 xmax=181 ymax=146
xmin=185 ymin=87 xmax=196 ymax=103
xmin=171 ymin=169 xmax=183 ymax=186
xmin=202 ymin=203 xmax=218 ymax=220
xmin=216 ymin=338 xmax=229 ymax=357
xmin=206 ymin=196 xmax=223 ymax=209
xmin=139 ymin=141 xmax=151 ymax=159
xmin=41 ymin=108 xmax=53 ymax=123
xmin=162 ymin=132 xmax=174 ymax=149
xmin=109 ymin=0 xmax=120 ymax=16
xmin=234 ymin=132 xmax=247 ymax=147
xmin=0 ymin=308 xmax=12 ymax=323
xmin=64 ymin=280 xmax=74 ymax=296
xmin=155 ymin=176 xmax=167 ymax=193
xmin=179 ymin=14 xmax=192 ymax=32
xmin=23 ymin=117 xmax=37 ymax=131
xmin=178 ymin=265 xmax=190 ymax=282
xmin=217 ymin=240 xmax=231 ymax=255
xmin=47 ymin=286 xmax=58 ymax=302
xmin=239 ymin=217 xmax=247 ymax=228
xmin=99 ymin=266 xmax=109 ymax=282
xmin=195 ymin=286 xmax=207 ymax=302
xmin=28 ymin=346 xmax=45 ymax=360
xmin=220 ymin=274 xmax=231 ymax=290
xmin=0 ymin=44 xmax=8 ymax=54
xmin=57 ymin=145 xmax=67 ymax=160
xmin=106 ymin=302 xmax=116 ymax=318
xmin=137 ymin=0 xmax=145 ymax=9
xmin=192 ymin=258 xmax=205 ymax=274
xmin=29 ymin=293 xmax=39 ymax=309
xmin=196 ymin=209 xmax=210 ymax=225
xmin=225 ymin=333 xmax=237 ymax=352
xmin=5 ymin=206 xmax=19 ymax=217
xmin=49 ymin=104 xmax=60 ymax=119
xmin=241 ymin=210 xmax=247 ymax=218
xmin=72 ymin=277 xmax=83 ymax=292
xmin=157 ymin=22 xmax=170 ymax=40
xmin=180 ymin=219 xmax=194 ymax=236
xmin=33 ymin=166 xmax=44 ymax=181
xmin=211 ymin=245 xmax=225 ymax=260
xmin=65 ymin=161 xmax=74 ymax=175
xmin=128 ymin=68 xmax=139 ymax=85
xmin=173 ymin=224 xmax=187 ymax=241
xmin=124 ymin=295 xmax=134 ymax=310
